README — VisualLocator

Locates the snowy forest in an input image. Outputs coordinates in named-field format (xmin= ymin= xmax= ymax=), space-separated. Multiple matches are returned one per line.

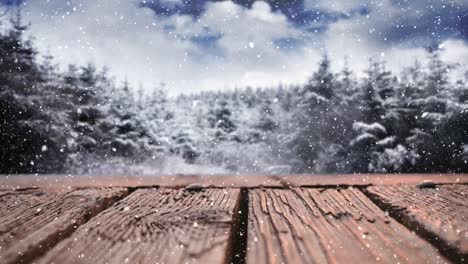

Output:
xmin=1 ymin=14 xmax=468 ymax=175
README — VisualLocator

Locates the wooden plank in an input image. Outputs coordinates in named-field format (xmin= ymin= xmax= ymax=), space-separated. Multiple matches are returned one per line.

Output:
xmin=194 ymin=175 xmax=282 ymax=188
xmin=0 ymin=174 xmax=282 ymax=189
xmin=275 ymin=173 xmax=468 ymax=186
xmin=247 ymin=188 xmax=449 ymax=263
xmin=0 ymin=187 xmax=128 ymax=264
xmin=367 ymin=184 xmax=468 ymax=262
xmin=1 ymin=174 xmax=466 ymax=189
xmin=37 ymin=188 xmax=240 ymax=263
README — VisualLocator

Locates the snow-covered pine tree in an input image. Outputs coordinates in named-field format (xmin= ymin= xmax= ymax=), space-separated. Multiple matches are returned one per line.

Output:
xmin=293 ymin=55 xmax=337 ymax=171
xmin=0 ymin=10 xmax=68 ymax=173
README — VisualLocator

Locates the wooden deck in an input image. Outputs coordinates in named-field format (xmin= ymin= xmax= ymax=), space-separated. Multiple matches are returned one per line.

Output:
xmin=0 ymin=174 xmax=467 ymax=263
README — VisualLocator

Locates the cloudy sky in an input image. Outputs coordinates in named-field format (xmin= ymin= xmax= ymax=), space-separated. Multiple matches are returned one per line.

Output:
xmin=2 ymin=0 xmax=468 ymax=94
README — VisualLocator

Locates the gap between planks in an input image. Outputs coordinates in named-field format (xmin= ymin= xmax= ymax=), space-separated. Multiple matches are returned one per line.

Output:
xmin=225 ymin=188 xmax=249 ymax=264
xmin=363 ymin=185 xmax=467 ymax=263
xmin=3 ymin=183 xmax=465 ymax=264
xmin=246 ymin=187 xmax=451 ymax=264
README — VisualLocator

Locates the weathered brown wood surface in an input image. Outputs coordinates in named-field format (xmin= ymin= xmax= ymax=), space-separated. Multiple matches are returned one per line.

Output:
xmin=0 ymin=174 xmax=283 ymax=189
xmin=2 ymin=174 xmax=466 ymax=190
xmin=276 ymin=173 xmax=468 ymax=186
xmin=37 ymin=188 xmax=240 ymax=264
xmin=0 ymin=187 xmax=127 ymax=264
xmin=247 ymin=188 xmax=449 ymax=264
xmin=367 ymin=184 xmax=468 ymax=262
xmin=0 ymin=174 xmax=466 ymax=263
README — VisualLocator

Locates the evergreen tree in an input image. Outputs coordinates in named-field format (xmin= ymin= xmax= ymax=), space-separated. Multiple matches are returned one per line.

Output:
xmin=209 ymin=100 xmax=236 ymax=136
xmin=293 ymin=55 xmax=338 ymax=171
xmin=257 ymin=98 xmax=277 ymax=132
xmin=361 ymin=60 xmax=386 ymax=123
xmin=0 ymin=9 xmax=67 ymax=173
xmin=1 ymin=9 xmax=467 ymax=174
xmin=305 ymin=54 xmax=334 ymax=100
xmin=398 ymin=60 xmax=426 ymax=103
xmin=338 ymin=57 xmax=358 ymax=97
xmin=426 ymin=47 xmax=450 ymax=97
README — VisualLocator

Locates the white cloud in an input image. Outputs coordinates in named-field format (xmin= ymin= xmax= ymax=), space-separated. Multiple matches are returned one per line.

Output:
xmin=17 ymin=0 xmax=468 ymax=94
xmin=23 ymin=0 xmax=193 ymax=93
xmin=322 ymin=10 xmax=430 ymax=75
xmin=318 ymin=0 xmax=468 ymax=76
xmin=20 ymin=0 xmax=321 ymax=94
xmin=440 ymin=39 xmax=468 ymax=65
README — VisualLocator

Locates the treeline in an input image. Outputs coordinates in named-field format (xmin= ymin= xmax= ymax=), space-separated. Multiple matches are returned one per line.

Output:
xmin=1 ymin=18 xmax=155 ymax=173
xmin=1 ymin=18 xmax=467 ymax=174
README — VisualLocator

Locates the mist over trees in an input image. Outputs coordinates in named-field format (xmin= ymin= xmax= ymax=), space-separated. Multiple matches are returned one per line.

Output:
xmin=1 ymin=17 xmax=467 ymax=175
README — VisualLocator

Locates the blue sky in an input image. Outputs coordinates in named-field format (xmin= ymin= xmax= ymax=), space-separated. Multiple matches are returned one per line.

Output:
xmin=2 ymin=0 xmax=468 ymax=93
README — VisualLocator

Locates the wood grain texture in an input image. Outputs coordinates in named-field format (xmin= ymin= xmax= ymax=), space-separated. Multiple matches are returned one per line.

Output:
xmin=0 ymin=174 xmax=282 ymax=189
xmin=247 ymin=188 xmax=449 ymax=264
xmin=367 ymin=184 xmax=468 ymax=262
xmin=275 ymin=174 xmax=468 ymax=186
xmin=1 ymin=174 xmax=465 ymax=190
xmin=37 ymin=188 xmax=240 ymax=264
xmin=0 ymin=187 xmax=128 ymax=264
